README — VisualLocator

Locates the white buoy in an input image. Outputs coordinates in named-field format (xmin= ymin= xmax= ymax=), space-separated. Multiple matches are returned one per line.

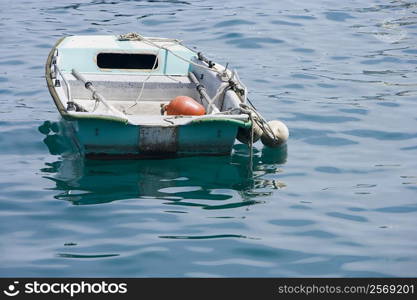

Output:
xmin=261 ymin=120 xmax=289 ymax=148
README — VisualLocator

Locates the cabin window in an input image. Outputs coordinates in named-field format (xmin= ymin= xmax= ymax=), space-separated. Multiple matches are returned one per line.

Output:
xmin=96 ymin=53 xmax=158 ymax=69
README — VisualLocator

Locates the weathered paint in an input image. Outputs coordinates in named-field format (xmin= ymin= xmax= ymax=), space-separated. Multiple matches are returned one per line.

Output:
xmin=139 ymin=126 xmax=178 ymax=153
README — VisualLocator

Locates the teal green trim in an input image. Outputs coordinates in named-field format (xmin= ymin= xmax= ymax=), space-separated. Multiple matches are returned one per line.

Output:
xmin=189 ymin=117 xmax=251 ymax=128
xmin=75 ymin=119 xmax=139 ymax=154
xmin=65 ymin=114 xmax=250 ymax=128
xmin=71 ymin=117 xmax=240 ymax=155
xmin=64 ymin=113 xmax=128 ymax=124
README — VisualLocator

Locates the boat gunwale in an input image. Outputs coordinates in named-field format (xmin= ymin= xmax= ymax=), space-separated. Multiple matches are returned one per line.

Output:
xmin=62 ymin=112 xmax=251 ymax=128
xmin=45 ymin=36 xmax=68 ymax=118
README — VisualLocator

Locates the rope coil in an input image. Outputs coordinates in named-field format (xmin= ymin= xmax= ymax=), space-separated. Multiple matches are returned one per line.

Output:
xmin=240 ymin=103 xmax=279 ymax=143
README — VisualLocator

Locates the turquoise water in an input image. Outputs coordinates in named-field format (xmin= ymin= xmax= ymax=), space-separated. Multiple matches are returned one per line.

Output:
xmin=1 ymin=0 xmax=417 ymax=277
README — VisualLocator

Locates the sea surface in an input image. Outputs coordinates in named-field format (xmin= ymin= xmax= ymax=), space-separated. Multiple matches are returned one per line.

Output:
xmin=1 ymin=0 xmax=417 ymax=277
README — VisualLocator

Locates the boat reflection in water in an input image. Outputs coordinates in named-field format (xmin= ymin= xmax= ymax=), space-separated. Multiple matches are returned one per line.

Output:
xmin=40 ymin=121 xmax=287 ymax=207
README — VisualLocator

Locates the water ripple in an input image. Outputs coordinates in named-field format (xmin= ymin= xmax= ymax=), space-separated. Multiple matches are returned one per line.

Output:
xmin=1 ymin=0 xmax=417 ymax=278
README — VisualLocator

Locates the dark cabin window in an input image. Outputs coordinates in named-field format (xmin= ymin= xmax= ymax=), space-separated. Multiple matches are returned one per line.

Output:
xmin=97 ymin=53 xmax=158 ymax=69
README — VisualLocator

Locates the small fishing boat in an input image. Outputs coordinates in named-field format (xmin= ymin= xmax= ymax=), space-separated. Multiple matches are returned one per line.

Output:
xmin=45 ymin=33 xmax=288 ymax=158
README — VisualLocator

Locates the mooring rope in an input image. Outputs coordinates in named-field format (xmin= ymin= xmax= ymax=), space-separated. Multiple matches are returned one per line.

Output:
xmin=249 ymin=112 xmax=254 ymax=172
xmin=117 ymin=32 xmax=279 ymax=146
xmin=118 ymin=32 xmax=224 ymax=75
xmin=240 ymin=103 xmax=278 ymax=143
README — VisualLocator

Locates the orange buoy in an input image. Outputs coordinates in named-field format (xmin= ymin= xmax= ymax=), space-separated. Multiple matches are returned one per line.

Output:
xmin=164 ymin=96 xmax=206 ymax=116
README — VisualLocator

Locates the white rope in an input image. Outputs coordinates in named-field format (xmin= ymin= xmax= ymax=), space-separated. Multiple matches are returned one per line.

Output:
xmin=123 ymin=45 xmax=164 ymax=114
xmin=119 ymin=33 xmax=227 ymax=114
xmin=118 ymin=33 xmax=225 ymax=75
xmin=145 ymin=41 xmax=223 ymax=74
xmin=133 ymin=45 xmax=163 ymax=103
xmin=240 ymin=103 xmax=278 ymax=142
xmin=249 ymin=113 xmax=254 ymax=172
xmin=207 ymin=82 xmax=229 ymax=114
xmin=118 ymin=33 xmax=250 ymax=110
xmin=117 ymin=33 xmax=259 ymax=128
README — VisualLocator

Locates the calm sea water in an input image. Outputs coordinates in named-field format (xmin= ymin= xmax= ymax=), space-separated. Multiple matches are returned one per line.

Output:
xmin=1 ymin=0 xmax=417 ymax=277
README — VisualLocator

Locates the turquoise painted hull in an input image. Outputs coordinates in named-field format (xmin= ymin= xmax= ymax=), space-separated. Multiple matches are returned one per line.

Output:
xmin=65 ymin=118 xmax=242 ymax=158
